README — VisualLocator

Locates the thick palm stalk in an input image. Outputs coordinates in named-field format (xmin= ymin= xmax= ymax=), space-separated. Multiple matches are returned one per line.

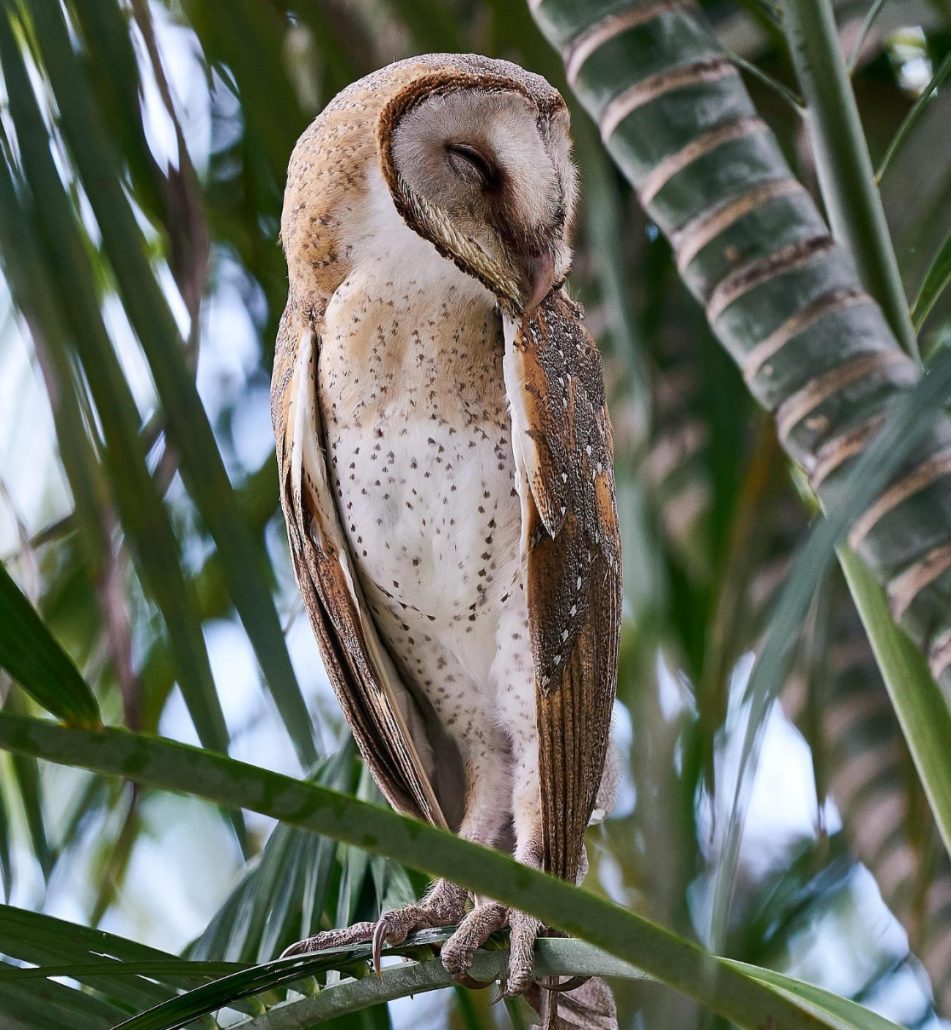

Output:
xmin=528 ymin=0 xmax=951 ymax=694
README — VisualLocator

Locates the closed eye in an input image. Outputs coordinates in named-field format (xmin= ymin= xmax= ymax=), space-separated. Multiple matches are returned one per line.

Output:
xmin=445 ymin=142 xmax=497 ymax=189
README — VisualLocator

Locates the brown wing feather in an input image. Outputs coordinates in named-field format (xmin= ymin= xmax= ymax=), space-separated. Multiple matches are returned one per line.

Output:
xmin=504 ymin=290 xmax=621 ymax=883
xmin=273 ymin=304 xmax=446 ymax=828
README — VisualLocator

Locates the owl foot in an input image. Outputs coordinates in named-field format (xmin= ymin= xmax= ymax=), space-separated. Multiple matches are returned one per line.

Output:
xmin=281 ymin=893 xmax=549 ymax=999
xmin=368 ymin=878 xmax=468 ymax=974
xmin=280 ymin=921 xmax=376 ymax=957
xmin=440 ymin=901 xmax=508 ymax=986
xmin=439 ymin=903 xmax=542 ymax=997
xmin=505 ymin=909 xmax=543 ymax=996
xmin=280 ymin=879 xmax=469 ymax=972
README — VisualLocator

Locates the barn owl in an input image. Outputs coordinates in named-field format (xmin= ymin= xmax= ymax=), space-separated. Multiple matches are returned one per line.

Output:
xmin=272 ymin=54 xmax=620 ymax=1027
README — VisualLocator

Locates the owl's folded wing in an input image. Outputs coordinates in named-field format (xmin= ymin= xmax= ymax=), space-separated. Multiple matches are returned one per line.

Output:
xmin=503 ymin=290 xmax=621 ymax=883
xmin=272 ymin=304 xmax=447 ymax=828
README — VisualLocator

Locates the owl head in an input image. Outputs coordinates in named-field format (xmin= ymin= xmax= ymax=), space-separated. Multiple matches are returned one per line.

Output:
xmin=282 ymin=55 xmax=578 ymax=315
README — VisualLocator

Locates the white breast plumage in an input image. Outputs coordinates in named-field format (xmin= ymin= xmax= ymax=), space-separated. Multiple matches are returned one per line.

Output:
xmin=317 ymin=164 xmax=526 ymax=707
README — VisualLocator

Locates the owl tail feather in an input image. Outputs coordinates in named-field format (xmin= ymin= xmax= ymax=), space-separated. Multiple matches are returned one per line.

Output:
xmin=529 ymin=975 xmax=618 ymax=1029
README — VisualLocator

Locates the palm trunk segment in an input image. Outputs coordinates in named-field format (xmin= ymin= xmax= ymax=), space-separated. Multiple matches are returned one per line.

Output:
xmin=528 ymin=0 xmax=951 ymax=694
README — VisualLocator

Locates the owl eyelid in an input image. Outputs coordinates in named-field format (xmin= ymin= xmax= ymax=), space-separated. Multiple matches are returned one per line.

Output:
xmin=445 ymin=142 xmax=497 ymax=189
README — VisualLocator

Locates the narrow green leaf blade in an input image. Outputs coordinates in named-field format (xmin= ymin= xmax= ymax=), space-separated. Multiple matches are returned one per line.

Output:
xmin=0 ymin=977 xmax=126 ymax=1030
xmin=846 ymin=0 xmax=890 ymax=73
xmin=838 ymin=548 xmax=951 ymax=860
xmin=912 ymin=226 xmax=951 ymax=331
xmin=877 ymin=49 xmax=951 ymax=181
xmin=68 ymin=0 xmax=167 ymax=226
xmin=8 ymin=741 xmax=53 ymax=879
xmin=0 ymin=563 xmax=99 ymax=725
xmin=0 ymin=7 xmax=228 ymax=755
xmin=726 ymin=959 xmax=905 ymax=1030
xmin=0 ymin=772 xmax=11 ymax=900
xmin=0 ymin=903 xmax=243 ymax=1013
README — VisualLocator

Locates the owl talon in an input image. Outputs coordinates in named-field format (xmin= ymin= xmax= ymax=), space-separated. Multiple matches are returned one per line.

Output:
xmin=281 ymin=880 xmax=468 ymax=972
xmin=540 ymin=974 xmax=590 ymax=993
xmin=367 ymin=878 xmax=470 ymax=975
xmin=371 ymin=919 xmax=388 ymax=977
xmin=368 ymin=903 xmax=444 ymax=973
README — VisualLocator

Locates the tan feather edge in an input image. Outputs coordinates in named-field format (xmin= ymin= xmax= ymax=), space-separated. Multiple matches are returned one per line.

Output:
xmin=281 ymin=321 xmax=446 ymax=829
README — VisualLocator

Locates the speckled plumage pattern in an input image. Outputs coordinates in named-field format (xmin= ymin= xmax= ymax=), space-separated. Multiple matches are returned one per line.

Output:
xmin=272 ymin=54 xmax=621 ymax=1027
xmin=317 ymin=164 xmax=539 ymax=852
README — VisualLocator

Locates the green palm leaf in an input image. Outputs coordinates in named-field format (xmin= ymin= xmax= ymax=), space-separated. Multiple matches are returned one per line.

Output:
xmin=913 ymin=226 xmax=951 ymax=331
xmin=0 ymin=564 xmax=99 ymax=725
xmin=0 ymin=9 xmax=228 ymax=755
xmin=18 ymin=0 xmax=317 ymax=767
xmin=0 ymin=710 xmax=907 ymax=1030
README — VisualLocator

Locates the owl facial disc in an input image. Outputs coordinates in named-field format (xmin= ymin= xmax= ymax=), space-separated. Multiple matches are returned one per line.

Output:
xmin=380 ymin=76 xmax=577 ymax=313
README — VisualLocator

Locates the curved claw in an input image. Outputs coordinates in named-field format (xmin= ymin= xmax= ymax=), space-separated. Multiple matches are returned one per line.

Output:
xmin=453 ymin=972 xmax=495 ymax=990
xmin=540 ymin=974 xmax=590 ymax=993
xmin=371 ymin=919 xmax=389 ymax=978
xmin=491 ymin=979 xmax=507 ymax=1004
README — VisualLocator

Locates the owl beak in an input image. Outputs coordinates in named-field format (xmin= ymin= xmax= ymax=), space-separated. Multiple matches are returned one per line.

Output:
xmin=521 ymin=250 xmax=556 ymax=314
